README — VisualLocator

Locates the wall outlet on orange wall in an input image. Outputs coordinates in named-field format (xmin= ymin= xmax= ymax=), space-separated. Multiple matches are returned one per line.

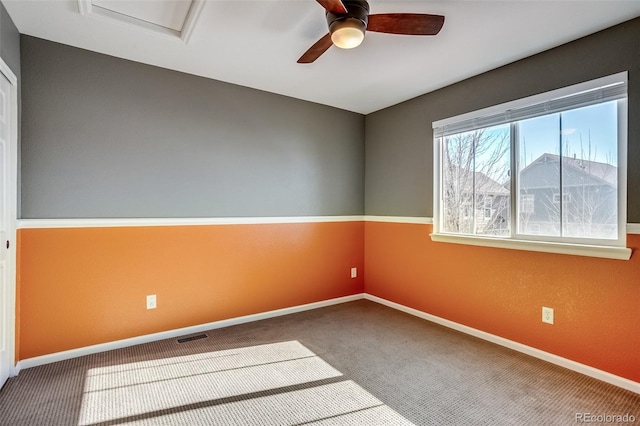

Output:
xmin=147 ymin=294 xmax=157 ymax=310
xmin=542 ymin=307 xmax=554 ymax=324
xmin=351 ymin=267 xmax=357 ymax=278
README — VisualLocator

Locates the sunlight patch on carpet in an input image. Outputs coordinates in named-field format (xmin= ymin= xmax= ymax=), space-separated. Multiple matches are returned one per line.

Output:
xmin=78 ymin=340 xmax=414 ymax=425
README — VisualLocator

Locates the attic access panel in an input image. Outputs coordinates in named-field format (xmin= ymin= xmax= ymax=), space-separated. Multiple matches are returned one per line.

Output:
xmin=77 ymin=0 xmax=205 ymax=42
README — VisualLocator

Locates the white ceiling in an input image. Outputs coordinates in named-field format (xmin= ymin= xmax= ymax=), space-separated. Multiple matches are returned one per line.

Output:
xmin=4 ymin=0 xmax=640 ymax=114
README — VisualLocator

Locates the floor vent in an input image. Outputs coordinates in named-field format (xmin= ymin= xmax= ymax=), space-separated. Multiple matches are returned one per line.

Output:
xmin=177 ymin=333 xmax=208 ymax=343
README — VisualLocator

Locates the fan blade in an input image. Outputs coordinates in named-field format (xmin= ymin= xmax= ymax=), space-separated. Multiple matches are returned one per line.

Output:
xmin=297 ymin=33 xmax=333 ymax=63
xmin=367 ymin=13 xmax=445 ymax=35
xmin=315 ymin=0 xmax=347 ymax=14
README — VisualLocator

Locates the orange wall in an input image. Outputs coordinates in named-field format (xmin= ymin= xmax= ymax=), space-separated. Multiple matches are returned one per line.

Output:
xmin=17 ymin=221 xmax=364 ymax=360
xmin=16 ymin=219 xmax=640 ymax=384
xmin=364 ymin=221 xmax=640 ymax=382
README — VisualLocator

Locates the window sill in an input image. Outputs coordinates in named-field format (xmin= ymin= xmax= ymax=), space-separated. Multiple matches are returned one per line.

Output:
xmin=429 ymin=233 xmax=632 ymax=260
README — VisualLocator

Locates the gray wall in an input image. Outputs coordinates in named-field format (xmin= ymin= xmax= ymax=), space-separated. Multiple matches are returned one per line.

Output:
xmin=365 ymin=17 xmax=640 ymax=222
xmin=21 ymin=36 xmax=364 ymax=219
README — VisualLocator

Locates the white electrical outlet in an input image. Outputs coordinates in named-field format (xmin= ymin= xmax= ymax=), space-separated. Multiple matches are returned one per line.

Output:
xmin=147 ymin=294 xmax=157 ymax=310
xmin=542 ymin=306 xmax=554 ymax=324
xmin=351 ymin=267 xmax=357 ymax=278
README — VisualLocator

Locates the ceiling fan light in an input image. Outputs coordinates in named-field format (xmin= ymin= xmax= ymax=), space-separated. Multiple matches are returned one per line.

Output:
xmin=330 ymin=18 xmax=365 ymax=49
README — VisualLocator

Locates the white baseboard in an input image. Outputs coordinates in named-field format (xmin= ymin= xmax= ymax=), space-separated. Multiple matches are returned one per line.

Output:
xmin=16 ymin=294 xmax=364 ymax=371
xmin=363 ymin=293 xmax=640 ymax=395
xmin=16 ymin=292 xmax=639 ymax=395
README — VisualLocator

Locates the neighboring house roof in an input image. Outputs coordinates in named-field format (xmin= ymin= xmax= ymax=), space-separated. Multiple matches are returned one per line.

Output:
xmin=519 ymin=153 xmax=617 ymax=190
xmin=445 ymin=166 xmax=509 ymax=195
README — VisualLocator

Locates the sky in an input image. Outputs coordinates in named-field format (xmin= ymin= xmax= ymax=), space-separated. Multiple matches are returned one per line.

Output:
xmin=518 ymin=100 xmax=619 ymax=167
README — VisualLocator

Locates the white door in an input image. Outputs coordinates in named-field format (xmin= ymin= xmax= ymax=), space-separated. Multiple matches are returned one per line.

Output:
xmin=0 ymin=62 xmax=17 ymax=390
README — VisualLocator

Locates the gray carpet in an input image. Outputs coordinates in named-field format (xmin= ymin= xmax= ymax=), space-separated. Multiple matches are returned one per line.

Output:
xmin=0 ymin=300 xmax=638 ymax=425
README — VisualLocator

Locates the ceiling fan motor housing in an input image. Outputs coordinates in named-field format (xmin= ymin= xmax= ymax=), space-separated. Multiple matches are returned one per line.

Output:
xmin=326 ymin=0 xmax=370 ymax=32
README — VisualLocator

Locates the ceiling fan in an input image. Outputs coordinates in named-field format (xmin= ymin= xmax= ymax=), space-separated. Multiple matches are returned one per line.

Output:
xmin=298 ymin=0 xmax=445 ymax=63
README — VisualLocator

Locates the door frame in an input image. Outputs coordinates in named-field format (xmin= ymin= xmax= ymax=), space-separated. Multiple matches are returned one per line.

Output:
xmin=0 ymin=56 xmax=18 ymax=380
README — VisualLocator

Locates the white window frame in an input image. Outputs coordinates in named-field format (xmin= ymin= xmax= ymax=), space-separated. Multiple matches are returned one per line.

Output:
xmin=431 ymin=72 xmax=631 ymax=260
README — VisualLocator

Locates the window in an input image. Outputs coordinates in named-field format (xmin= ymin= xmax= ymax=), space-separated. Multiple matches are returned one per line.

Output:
xmin=520 ymin=194 xmax=534 ymax=214
xmin=432 ymin=73 xmax=630 ymax=260
xmin=484 ymin=195 xmax=493 ymax=219
xmin=552 ymin=193 xmax=572 ymax=205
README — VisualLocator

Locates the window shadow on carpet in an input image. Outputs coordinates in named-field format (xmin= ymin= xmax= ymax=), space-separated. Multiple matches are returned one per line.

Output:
xmin=79 ymin=340 xmax=413 ymax=425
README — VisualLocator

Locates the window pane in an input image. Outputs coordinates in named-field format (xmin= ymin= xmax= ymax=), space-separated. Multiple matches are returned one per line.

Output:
xmin=517 ymin=114 xmax=561 ymax=236
xmin=441 ymin=132 xmax=474 ymax=234
xmin=516 ymin=102 xmax=619 ymax=240
xmin=560 ymin=102 xmax=618 ymax=239
xmin=442 ymin=125 xmax=510 ymax=236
